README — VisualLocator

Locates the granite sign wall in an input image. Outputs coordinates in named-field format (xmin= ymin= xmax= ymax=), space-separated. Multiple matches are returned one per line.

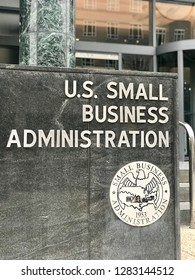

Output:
xmin=0 ymin=65 xmax=180 ymax=259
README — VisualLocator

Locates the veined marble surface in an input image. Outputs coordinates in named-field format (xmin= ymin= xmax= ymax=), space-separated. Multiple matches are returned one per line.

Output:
xmin=19 ymin=0 xmax=75 ymax=67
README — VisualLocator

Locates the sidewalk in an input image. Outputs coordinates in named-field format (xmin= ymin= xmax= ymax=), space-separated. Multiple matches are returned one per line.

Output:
xmin=181 ymin=225 xmax=195 ymax=260
xmin=179 ymin=161 xmax=195 ymax=259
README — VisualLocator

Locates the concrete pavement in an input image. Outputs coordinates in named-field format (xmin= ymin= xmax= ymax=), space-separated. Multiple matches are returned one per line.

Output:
xmin=181 ymin=225 xmax=195 ymax=260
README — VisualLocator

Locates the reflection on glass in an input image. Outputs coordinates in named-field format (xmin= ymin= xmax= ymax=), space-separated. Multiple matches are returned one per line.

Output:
xmin=183 ymin=50 xmax=195 ymax=128
xmin=157 ymin=52 xmax=177 ymax=73
xmin=184 ymin=79 xmax=192 ymax=125
xmin=76 ymin=0 xmax=150 ymax=45
xmin=76 ymin=57 xmax=118 ymax=70
xmin=0 ymin=12 xmax=19 ymax=35
xmin=0 ymin=47 xmax=19 ymax=64
xmin=156 ymin=1 xmax=195 ymax=45
xmin=122 ymin=54 xmax=152 ymax=71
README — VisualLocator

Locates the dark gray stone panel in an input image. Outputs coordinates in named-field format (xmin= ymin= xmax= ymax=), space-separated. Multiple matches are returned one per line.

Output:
xmin=0 ymin=65 xmax=180 ymax=259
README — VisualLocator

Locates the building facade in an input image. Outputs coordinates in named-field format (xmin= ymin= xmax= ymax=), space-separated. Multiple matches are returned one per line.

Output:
xmin=1 ymin=0 xmax=195 ymax=159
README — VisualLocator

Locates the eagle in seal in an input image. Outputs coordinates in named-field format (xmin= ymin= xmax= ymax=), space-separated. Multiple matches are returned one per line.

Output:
xmin=118 ymin=169 xmax=162 ymax=211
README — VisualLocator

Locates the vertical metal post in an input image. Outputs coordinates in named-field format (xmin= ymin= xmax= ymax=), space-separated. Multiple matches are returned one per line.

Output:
xmin=118 ymin=53 xmax=122 ymax=70
xmin=150 ymin=0 xmax=157 ymax=72
xmin=178 ymin=50 xmax=185 ymax=161
xmin=179 ymin=121 xmax=195 ymax=229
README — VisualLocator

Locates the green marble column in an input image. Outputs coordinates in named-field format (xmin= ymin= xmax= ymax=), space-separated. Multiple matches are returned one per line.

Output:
xmin=19 ymin=0 xmax=75 ymax=67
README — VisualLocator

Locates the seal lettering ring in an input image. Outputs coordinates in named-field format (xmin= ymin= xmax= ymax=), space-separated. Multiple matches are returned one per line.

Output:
xmin=110 ymin=161 xmax=170 ymax=226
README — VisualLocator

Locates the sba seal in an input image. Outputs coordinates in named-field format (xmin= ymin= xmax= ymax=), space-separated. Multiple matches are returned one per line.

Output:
xmin=110 ymin=161 xmax=170 ymax=227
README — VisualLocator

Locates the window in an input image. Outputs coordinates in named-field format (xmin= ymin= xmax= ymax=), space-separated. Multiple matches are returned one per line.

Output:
xmin=129 ymin=0 xmax=142 ymax=13
xmin=83 ymin=21 xmax=96 ymax=37
xmin=105 ymin=60 xmax=117 ymax=69
xmin=0 ymin=46 xmax=19 ymax=64
xmin=174 ymin=29 xmax=185 ymax=41
xmin=107 ymin=23 xmax=119 ymax=39
xmin=107 ymin=0 xmax=119 ymax=11
xmin=156 ymin=27 xmax=166 ymax=45
xmin=84 ymin=0 xmax=97 ymax=9
xmin=122 ymin=54 xmax=152 ymax=71
xmin=82 ymin=58 xmax=94 ymax=67
xmin=129 ymin=24 xmax=143 ymax=40
xmin=132 ymin=57 xmax=145 ymax=70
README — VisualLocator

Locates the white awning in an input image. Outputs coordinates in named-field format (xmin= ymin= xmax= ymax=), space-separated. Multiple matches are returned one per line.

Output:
xmin=75 ymin=52 xmax=118 ymax=60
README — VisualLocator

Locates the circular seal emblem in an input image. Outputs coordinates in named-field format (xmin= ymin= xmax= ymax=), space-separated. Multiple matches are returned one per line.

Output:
xmin=110 ymin=161 xmax=170 ymax=227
